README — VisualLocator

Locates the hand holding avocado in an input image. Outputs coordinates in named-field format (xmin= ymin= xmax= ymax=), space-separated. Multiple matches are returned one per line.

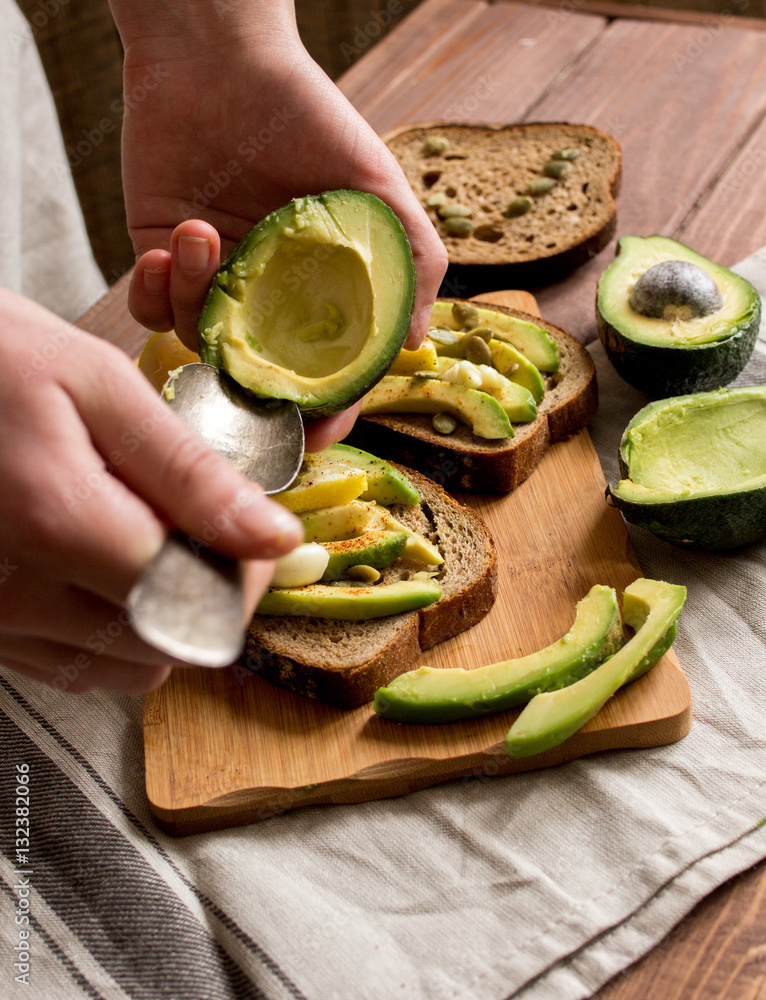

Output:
xmin=116 ymin=0 xmax=447 ymax=357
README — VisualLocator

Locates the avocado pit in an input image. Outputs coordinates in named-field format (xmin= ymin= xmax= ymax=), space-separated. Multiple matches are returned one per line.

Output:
xmin=629 ymin=259 xmax=723 ymax=321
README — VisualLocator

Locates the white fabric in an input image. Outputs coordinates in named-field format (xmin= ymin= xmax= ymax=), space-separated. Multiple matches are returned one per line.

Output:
xmin=2 ymin=4 xmax=766 ymax=995
xmin=1 ymin=0 xmax=106 ymax=319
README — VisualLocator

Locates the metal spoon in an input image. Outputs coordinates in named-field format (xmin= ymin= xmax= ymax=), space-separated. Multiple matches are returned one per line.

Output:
xmin=126 ymin=363 xmax=304 ymax=667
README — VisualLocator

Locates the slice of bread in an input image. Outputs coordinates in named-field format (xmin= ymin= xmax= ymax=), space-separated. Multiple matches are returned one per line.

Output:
xmin=242 ymin=468 xmax=497 ymax=708
xmin=347 ymin=300 xmax=597 ymax=493
xmin=385 ymin=121 xmax=621 ymax=290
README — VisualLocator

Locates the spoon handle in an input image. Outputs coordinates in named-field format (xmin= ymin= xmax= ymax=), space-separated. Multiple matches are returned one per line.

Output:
xmin=127 ymin=532 xmax=247 ymax=667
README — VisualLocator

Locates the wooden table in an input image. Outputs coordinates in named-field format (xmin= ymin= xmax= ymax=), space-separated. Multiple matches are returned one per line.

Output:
xmin=78 ymin=1 xmax=766 ymax=995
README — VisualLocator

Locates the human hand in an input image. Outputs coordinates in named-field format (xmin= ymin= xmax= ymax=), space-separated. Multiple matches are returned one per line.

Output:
xmin=118 ymin=4 xmax=447 ymax=378
xmin=0 ymin=289 xmax=303 ymax=693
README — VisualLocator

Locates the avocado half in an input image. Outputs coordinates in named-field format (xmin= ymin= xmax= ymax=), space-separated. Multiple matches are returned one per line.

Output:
xmin=597 ymin=236 xmax=761 ymax=397
xmin=607 ymin=386 xmax=766 ymax=550
xmin=198 ymin=190 xmax=416 ymax=417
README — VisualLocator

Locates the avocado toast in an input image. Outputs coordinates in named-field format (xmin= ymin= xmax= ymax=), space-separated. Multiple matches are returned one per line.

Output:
xmin=242 ymin=448 xmax=498 ymax=708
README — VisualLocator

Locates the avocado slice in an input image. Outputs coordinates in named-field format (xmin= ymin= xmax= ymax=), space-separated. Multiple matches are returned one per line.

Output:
xmin=373 ymin=585 xmax=622 ymax=723
xmin=360 ymin=376 xmax=513 ymax=439
xmin=607 ymin=385 xmax=766 ymax=550
xmin=275 ymin=456 xmax=367 ymax=513
xmin=489 ymin=340 xmax=546 ymax=403
xmin=256 ymin=576 xmax=442 ymax=620
xmin=505 ymin=578 xmax=686 ymax=758
xmin=198 ymin=190 xmax=416 ymax=417
xmin=430 ymin=301 xmax=559 ymax=372
xmin=597 ymin=236 xmax=761 ymax=397
xmin=388 ymin=339 xmax=439 ymax=375
xmin=324 ymin=443 xmax=420 ymax=506
xmin=299 ymin=500 xmax=377 ymax=542
xmin=322 ymin=528 xmax=408 ymax=580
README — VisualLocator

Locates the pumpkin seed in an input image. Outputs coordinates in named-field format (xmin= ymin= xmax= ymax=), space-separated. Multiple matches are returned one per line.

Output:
xmin=443 ymin=217 xmax=473 ymax=235
xmin=411 ymin=370 xmax=441 ymax=380
xmin=552 ymin=148 xmax=582 ymax=161
xmin=346 ymin=564 xmax=381 ymax=583
xmin=426 ymin=192 xmax=447 ymax=207
xmin=437 ymin=203 xmax=472 ymax=219
xmin=506 ymin=196 xmax=533 ymax=217
xmin=424 ymin=136 xmax=449 ymax=155
xmin=464 ymin=335 xmax=493 ymax=366
xmin=464 ymin=325 xmax=493 ymax=342
xmin=452 ymin=302 xmax=481 ymax=328
xmin=428 ymin=327 xmax=460 ymax=346
xmin=543 ymin=160 xmax=572 ymax=179
xmin=528 ymin=177 xmax=557 ymax=195
xmin=432 ymin=412 xmax=458 ymax=434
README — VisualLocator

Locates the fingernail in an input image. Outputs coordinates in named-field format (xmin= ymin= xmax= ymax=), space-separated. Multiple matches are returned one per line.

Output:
xmin=143 ymin=267 xmax=169 ymax=295
xmin=408 ymin=304 xmax=432 ymax=348
xmin=177 ymin=236 xmax=212 ymax=276
xmin=239 ymin=497 xmax=304 ymax=555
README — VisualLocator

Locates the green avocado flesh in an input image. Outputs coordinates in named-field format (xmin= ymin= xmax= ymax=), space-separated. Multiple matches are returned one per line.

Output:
xmin=324 ymin=443 xmax=420 ymax=506
xmin=609 ymin=386 xmax=766 ymax=550
xmin=373 ymin=585 xmax=623 ymax=723
xmin=430 ymin=301 xmax=559 ymax=372
xmin=299 ymin=500 xmax=376 ymax=542
xmin=322 ymin=529 xmax=408 ymax=580
xmin=505 ymin=578 xmax=686 ymax=758
xmin=360 ymin=377 xmax=513 ymax=438
xmin=597 ymin=235 xmax=761 ymax=396
xmin=489 ymin=341 xmax=546 ymax=403
xmin=198 ymin=190 xmax=416 ymax=417
xmin=256 ymin=577 xmax=442 ymax=620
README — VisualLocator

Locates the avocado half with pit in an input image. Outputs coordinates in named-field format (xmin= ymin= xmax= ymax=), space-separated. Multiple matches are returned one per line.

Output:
xmin=607 ymin=386 xmax=766 ymax=550
xmin=597 ymin=236 xmax=761 ymax=397
xmin=198 ymin=190 xmax=416 ymax=417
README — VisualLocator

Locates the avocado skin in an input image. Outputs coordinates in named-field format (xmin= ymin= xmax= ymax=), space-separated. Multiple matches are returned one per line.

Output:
xmin=597 ymin=236 xmax=761 ymax=398
xmin=609 ymin=386 xmax=766 ymax=551
xmin=256 ymin=578 xmax=441 ymax=620
xmin=598 ymin=313 xmax=761 ymax=397
xmin=198 ymin=190 xmax=416 ymax=418
xmin=608 ymin=487 xmax=766 ymax=551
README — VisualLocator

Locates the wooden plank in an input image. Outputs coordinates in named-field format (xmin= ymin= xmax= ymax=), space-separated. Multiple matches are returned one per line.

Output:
xmin=509 ymin=0 xmax=766 ymax=32
xmin=338 ymin=0 xmax=608 ymax=134
xmin=676 ymin=113 xmax=766 ymax=264
xmin=75 ymin=270 xmax=149 ymax=359
xmin=595 ymin=856 xmax=766 ymax=999
xmin=143 ymin=291 xmax=691 ymax=835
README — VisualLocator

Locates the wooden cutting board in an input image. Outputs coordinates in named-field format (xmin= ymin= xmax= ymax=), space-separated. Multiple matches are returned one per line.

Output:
xmin=143 ymin=291 xmax=692 ymax=836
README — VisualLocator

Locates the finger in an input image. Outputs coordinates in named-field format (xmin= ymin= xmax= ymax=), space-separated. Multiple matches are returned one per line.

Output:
xmin=304 ymin=401 xmax=362 ymax=453
xmin=129 ymin=249 xmax=174 ymax=333
xmin=0 ymin=573 xmax=187 ymax=666
xmin=0 ymin=644 xmax=171 ymax=695
xmin=169 ymin=220 xmax=222 ymax=351
xmin=241 ymin=558 xmax=278 ymax=621
xmin=61 ymin=342 xmax=304 ymax=562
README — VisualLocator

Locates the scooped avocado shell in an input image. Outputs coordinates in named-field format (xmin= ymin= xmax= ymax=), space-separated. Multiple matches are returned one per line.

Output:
xmin=597 ymin=236 xmax=761 ymax=397
xmin=198 ymin=190 xmax=416 ymax=417
xmin=607 ymin=386 xmax=766 ymax=550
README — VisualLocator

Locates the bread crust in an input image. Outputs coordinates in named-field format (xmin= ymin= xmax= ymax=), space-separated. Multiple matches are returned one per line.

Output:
xmin=242 ymin=469 xmax=498 ymax=708
xmin=384 ymin=121 xmax=621 ymax=290
xmin=348 ymin=302 xmax=597 ymax=493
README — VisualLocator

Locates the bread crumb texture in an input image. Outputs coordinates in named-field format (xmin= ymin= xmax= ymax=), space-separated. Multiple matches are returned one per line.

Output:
xmin=386 ymin=122 xmax=620 ymax=265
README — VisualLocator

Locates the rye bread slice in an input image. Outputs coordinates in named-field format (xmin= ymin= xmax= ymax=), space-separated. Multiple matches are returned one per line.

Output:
xmin=347 ymin=301 xmax=597 ymax=493
xmin=242 ymin=468 xmax=497 ymax=708
xmin=385 ymin=121 xmax=621 ymax=291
